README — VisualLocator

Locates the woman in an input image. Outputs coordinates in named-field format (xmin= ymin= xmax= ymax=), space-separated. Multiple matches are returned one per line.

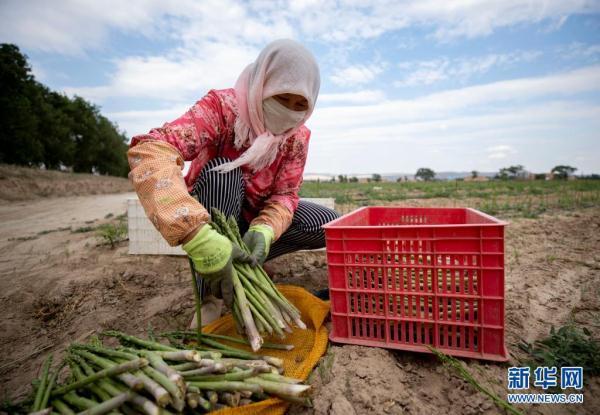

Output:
xmin=128 ymin=39 xmax=338 ymax=324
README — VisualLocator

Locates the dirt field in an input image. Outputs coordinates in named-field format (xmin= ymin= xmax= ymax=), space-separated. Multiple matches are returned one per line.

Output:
xmin=0 ymin=164 xmax=132 ymax=202
xmin=0 ymin=169 xmax=598 ymax=415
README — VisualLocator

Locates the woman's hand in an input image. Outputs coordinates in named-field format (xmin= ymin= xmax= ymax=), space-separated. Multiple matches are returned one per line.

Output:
xmin=243 ymin=224 xmax=274 ymax=265
xmin=183 ymin=224 xmax=251 ymax=307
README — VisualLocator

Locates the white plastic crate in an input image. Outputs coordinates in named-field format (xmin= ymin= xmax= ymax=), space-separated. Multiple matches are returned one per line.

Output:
xmin=127 ymin=199 xmax=185 ymax=255
xmin=128 ymin=197 xmax=335 ymax=255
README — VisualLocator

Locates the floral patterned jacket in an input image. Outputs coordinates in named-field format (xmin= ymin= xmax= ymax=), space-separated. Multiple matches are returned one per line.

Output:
xmin=127 ymin=88 xmax=310 ymax=246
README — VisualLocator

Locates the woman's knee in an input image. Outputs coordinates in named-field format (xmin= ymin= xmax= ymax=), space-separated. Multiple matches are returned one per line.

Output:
xmin=294 ymin=201 xmax=340 ymax=231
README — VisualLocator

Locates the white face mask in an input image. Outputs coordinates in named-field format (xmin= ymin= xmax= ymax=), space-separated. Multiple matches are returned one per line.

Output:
xmin=262 ymin=97 xmax=307 ymax=135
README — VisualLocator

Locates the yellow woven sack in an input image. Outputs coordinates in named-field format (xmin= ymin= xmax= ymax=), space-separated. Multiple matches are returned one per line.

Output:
xmin=202 ymin=285 xmax=330 ymax=415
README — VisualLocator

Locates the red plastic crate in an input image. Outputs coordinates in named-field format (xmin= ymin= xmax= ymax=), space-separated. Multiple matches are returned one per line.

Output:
xmin=323 ymin=207 xmax=508 ymax=361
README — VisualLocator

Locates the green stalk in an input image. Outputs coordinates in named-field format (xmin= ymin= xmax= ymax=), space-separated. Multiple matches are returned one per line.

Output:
xmin=187 ymin=381 xmax=262 ymax=393
xmin=40 ymin=365 xmax=61 ymax=409
xmin=71 ymin=356 xmax=116 ymax=393
xmin=169 ymin=362 xmax=199 ymax=371
xmin=227 ymin=216 xmax=247 ymax=252
xmin=260 ymin=285 xmax=305 ymax=329
xmin=252 ymin=281 xmax=288 ymax=331
xmin=179 ymin=366 xmax=219 ymax=377
xmin=54 ymin=353 xmax=147 ymax=395
xmin=130 ymin=350 xmax=183 ymax=388
xmin=184 ymin=368 xmax=256 ymax=382
xmin=74 ymin=355 xmax=162 ymax=415
xmin=247 ymin=297 xmax=274 ymax=335
xmin=154 ymin=350 xmax=202 ymax=362
xmin=68 ymin=360 xmax=112 ymax=401
xmin=234 ymin=262 xmax=259 ymax=282
xmin=101 ymin=331 xmax=177 ymax=351
xmin=231 ymin=268 xmax=262 ymax=351
xmin=257 ymin=267 xmax=301 ymax=315
xmin=197 ymin=337 xmax=260 ymax=359
xmin=211 ymin=209 xmax=238 ymax=245
xmin=142 ymin=365 xmax=182 ymax=405
xmin=233 ymin=301 xmax=245 ymax=333
xmin=132 ymin=370 xmax=171 ymax=407
xmin=188 ymin=257 xmax=202 ymax=345
xmin=236 ymin=267 xmax=268 ymax=305
xmin=51 ymin=399 xmax=75 ymax=415
xmin=103 ymin=379 xmax=163 ymax=415
xmin=62 ymin=392 xmax=96 ymax=410
xmin=72 ymin=344 xmax=137 ymax=361
xmin=220 ymin=359 xmax=271 ymax=373
xmin=248 ymin=273 xmax=294 ymax=314
xmin=258 ymin=373 xmax=302 ymax=384
xmin=107 ymin=354 xmax=173 ymax=407
xmin=75 ymin=392 xmax=131 ymax=415
xmin=254 ymin=313 xmax=266 ymax=334
xmin=33 ymin=354 xmax=53 ymax=411
xmin=173 ymin=331 xmax=294 ymax=351
xmin=244 ymin=280 xmax=284 ymax=337
xmin=245 ymin=377 xmax=310 ymax=397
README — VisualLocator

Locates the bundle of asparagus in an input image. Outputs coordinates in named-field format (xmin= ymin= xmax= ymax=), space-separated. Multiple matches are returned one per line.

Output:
xmin=27 ymin=331 xmax=311 ymax=415
xmin=198 ymin=209 xmax=306 ymax=351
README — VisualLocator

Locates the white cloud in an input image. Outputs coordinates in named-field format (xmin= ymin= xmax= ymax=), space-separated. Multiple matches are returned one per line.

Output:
xmin=330 ymin=64 xmax=384 ymax=86
xmin=106 ymin=106 xmax=189 ymax=137
xmin=0 ymin=0 xmax=295 ymax=57
xmin=4 ymin=0 xmax=595 ymax=56
xmin=395 ymin=51 xmax=542 ymax=87
xmin=311 ymin=65 xmax=600 ymax=131
xmin=293 ymin=0 xmax=600 ymax=42
xmin=558 ymin=42 xmax=600 ymax=61
xmin=0 ymin=0 xmax=166 ymax=55
xmin=318 ymin=90 xmax=386 ymax=104
xmin=304 ymin=65 xmax=600 ymax=173
xmin=395 ymin=60 xmax=449 ymax=87
xmin=64 ymin=42 xmax=257 ymax=103
xmin=486 ymin=145 xmax=517 ymax=160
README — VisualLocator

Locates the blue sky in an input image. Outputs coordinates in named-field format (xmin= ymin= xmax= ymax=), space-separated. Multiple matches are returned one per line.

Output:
xmin=1 ymin=0 xmax=599 ymax=175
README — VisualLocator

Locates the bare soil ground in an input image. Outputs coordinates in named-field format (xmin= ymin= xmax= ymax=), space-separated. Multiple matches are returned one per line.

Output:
xmin=0 ymin=170 xmax=598 ymax=415
xmin=0 ymin=164 xmax=132 ymax=202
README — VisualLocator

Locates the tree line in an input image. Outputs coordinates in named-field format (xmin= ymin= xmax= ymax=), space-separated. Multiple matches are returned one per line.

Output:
xmin=0 ymin=44 xmax=129 ymax=177
xmin=330 ymin=165 xmax=582 ymax=183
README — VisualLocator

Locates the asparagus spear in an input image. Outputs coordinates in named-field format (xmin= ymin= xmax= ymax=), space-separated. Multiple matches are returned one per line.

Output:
xmin=32 ymin=354 xmax=53 ymax=411
xmin=186 ymin=380 xmax=262 ymax=393
xmin=74 ymin=392 xmax=131 ymax=415
xmin=51 ymin=358 xmax=147 ymax=396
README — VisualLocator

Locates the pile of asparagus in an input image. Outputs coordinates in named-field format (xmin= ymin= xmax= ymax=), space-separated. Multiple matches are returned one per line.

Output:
xmin=28 ymin=331 xmax=311 ymax=415
xmin=197 ymin=209 xmax=306 ymax=351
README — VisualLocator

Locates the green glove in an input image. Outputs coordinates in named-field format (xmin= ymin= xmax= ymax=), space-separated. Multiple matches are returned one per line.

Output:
xmin=243 ymin=224 xmax=274 ymax=265
xmin=183 ymin=224 xmax=251 ymax=307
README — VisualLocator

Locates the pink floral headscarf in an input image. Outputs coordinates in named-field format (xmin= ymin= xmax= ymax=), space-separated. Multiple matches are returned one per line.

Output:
xmin=214 ymin=39 xmax=320 ymax=172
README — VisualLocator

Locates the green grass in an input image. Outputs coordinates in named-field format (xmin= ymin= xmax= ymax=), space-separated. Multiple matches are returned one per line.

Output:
xmin=96 ymin=218 xmax=128 ymax=248
xmin=299 ymin=179 xmax=600 ymax=218
xmin=519 ymin=324 xmax=600 ymax=376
